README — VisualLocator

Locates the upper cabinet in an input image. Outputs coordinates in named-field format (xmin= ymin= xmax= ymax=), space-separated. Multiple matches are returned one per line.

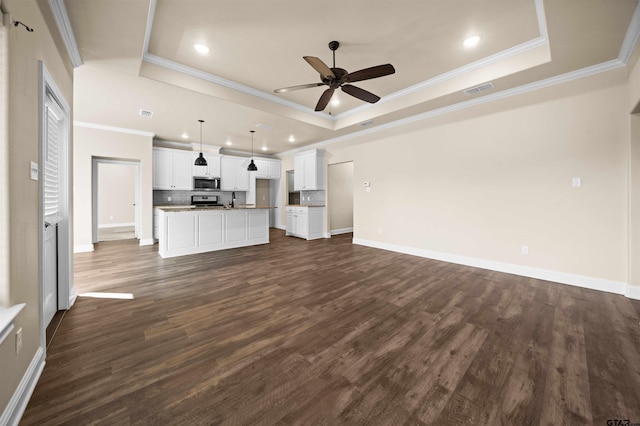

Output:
xmin=294 ymin=149 xmax=325 ymax=191
xmin=220 ymin=156 xmax=250 ymax=191
xmin=192 ymin=153 xmax=221 ymax=178
xmin=254 ymin=158 xmax=282 ymax=179
xmin=153 ymin=147 xmax=193 ymax=190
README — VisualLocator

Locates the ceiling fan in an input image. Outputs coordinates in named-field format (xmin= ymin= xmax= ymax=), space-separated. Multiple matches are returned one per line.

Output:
xmin=274 ymin=41 xmax=396 ymax=112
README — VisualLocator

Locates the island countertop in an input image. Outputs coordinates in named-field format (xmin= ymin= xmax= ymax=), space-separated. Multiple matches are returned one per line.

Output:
xmin=156 ymin=205 xmax=277 ymax=213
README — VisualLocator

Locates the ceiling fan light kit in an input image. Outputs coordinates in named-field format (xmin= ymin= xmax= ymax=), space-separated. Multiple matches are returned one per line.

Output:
xmin=274 ymin=40 xmax=396 ymax=111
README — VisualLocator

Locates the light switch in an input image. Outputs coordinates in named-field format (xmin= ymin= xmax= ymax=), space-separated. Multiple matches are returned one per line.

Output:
xmin=572 ymin=177 xmax=582 ymax=187
xmin=30 ymin=162 xmax=39 ymax=181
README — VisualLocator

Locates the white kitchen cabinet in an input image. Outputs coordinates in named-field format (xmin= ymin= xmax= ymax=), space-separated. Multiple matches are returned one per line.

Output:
xmin=220 ymin=156 xmax=250 ymax=191
xmin=254 ymin=158 xmax=282 ymax=179
xmin=153 ymin=147 xmax=193 ymax=190
xmin=192 ymin=153 xmax=221 ymax=177
xmin=293 ymin=149 xmax=324 ymax=190
xmin=285 ymin=206 xmax=325 ymax=240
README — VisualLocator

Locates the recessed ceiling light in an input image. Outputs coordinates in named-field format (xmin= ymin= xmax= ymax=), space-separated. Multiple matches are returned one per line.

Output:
xmin=226 ymin=141 xmax=232 ymax=146
xmin=181 ymin=132 xmax=189 ymax=139
xmin=463 ymin=35 xmax=482 ymax=48
xmin=288 ymin=135 xmax=295 ymax=143
xmin=331 ymin=97 xmax=340 ymax=106
xmin=193 ymin=43 xmax=210 ymax=54
xmin=261 ymin=147 xmax=268 ymax=151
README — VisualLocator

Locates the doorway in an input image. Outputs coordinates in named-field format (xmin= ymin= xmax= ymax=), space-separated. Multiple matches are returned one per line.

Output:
xmin=39 ymin=62 xmax=73 ymax=342
xmin=92 ymin=159 xmax=141 ymax=243
xmin=328 ymin=161 xmax=354 ymax=235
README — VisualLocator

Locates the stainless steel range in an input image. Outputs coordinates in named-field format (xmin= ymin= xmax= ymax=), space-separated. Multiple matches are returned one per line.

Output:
xmin=191 ymin=195 xmax=223 ymax=207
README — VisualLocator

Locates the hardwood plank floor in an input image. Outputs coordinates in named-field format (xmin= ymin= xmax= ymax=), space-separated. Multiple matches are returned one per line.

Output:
xmin=20 ymin=229 xmax=640 ymax=425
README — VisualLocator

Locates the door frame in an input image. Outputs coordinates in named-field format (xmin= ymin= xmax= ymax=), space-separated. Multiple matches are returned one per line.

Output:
xmin=91 ymin=158 xmax=141 ymax=243
xmin=39 ymin=62 xmax=73 ymax=351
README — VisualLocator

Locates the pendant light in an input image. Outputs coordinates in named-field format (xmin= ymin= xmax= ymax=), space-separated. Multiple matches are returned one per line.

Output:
xmin=247 ymin=130 xmax=258 ymax=171
xmin=194 ymin=119 xmax=208 ymax=166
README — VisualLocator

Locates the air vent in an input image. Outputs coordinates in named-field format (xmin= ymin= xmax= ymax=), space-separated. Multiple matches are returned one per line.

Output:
xmin=359 ymin=120 xmax=375 ymax=127
xmin=256 ymin=123 xmax=272 ymax=130
xmin=463 ymin=82 xmax=494 ymax=96
xmin=139 ymin=109 xmax=154 ymax=118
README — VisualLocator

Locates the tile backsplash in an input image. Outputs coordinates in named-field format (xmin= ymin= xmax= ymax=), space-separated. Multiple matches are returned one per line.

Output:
xmin=154 ymin=190 xmax=246 ymax=206
xmin=299 ymin=190 xmax=325 ymax=205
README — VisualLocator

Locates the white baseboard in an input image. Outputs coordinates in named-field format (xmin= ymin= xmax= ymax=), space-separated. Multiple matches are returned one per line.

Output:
xmin=330 ymin=227 xmax=354 ymax=235
xmin=74 ymin=244 xmax=94 ymax=253
xmin=626 ymin=285 xmax=640 ymax=300
xmin=353 ymin=238 xmax=634 ymax=299
xmin=98 ymin=222 xmax=135 ymax=229
xmin=0 ymin=346 xmax=46 ymax=426
xmin=139 ymin=239 xmax=155 ymax=246
xmin=323 ymin=232 xmax=332 ymax=239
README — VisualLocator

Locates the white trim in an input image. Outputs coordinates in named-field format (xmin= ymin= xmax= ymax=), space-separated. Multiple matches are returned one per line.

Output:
xmin=330 ymin=227 xmax=354 ymax=235
xmin=98 ymin=222 xmax=135 ymax=229
xmin=619 ymin=0 xmax=640 ymax=64
xmin=74 ymin=121 xmax=156 ymax=138
xmin=626 ymin=285 xmax=640 ymax=300
xmin=74 ymin=244 xmax=94 ymax=253
xmin=0 ymin=303 xmax=24 ymax=346
xmin=47 ymin=0 xmax=82 ymax=67
xmin=353 ymin=238 xmax=633 ymax=298
xmin=139 ymin=238 xmax=155 ymax=246
xmin=0 ymin=346 xmax=45 ymax=426
xmin=278 ymin=59 xmax=627 ymax=157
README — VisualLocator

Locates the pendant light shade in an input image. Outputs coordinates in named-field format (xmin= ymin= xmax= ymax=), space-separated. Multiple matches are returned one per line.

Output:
xmin=194 ymin=119 xmax=208 ymax=166
xmin=247 ymin=130 xmax=258 ymax=171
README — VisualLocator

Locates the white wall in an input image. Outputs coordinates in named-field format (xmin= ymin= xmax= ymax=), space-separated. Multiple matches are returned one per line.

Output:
xmin=98 ymin=163 xmax=136 ymax=227
xmin=279 ymin=67 xmax=631 ymax=293
xmin=74 ymin=126 xmax=153 ymax=251
xmin=328 ymin=162 xmax=354 ymax=232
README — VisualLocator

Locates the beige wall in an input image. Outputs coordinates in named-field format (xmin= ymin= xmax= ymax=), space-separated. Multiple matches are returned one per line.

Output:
xmin=1 ymin=0 xmax=74 ymax=417
xmin=98 ymin=163 xmax=136 ymax=227
xmin=74 ymin=126 xmax=153 ymax=249
xmin=328 ymin=162 xmax=354 ymax=232
xmin=279 ymin=67 xmax=630 ymax=287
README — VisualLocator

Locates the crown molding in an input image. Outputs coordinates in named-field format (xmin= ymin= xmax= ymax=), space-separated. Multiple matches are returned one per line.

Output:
xmin=618 ymin=0 xmax=640 ymax=64
xmin=47 ymin=0 xmax=82 ymax=68
xmin=74 ymin=121 xmax=156 ymax=137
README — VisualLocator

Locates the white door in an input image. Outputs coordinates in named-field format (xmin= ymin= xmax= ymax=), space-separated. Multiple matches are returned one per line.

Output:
xmin=43 ymin=96 xmax=63 ymax=326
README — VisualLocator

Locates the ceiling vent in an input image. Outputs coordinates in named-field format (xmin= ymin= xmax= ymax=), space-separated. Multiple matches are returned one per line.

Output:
xmin=139 ymin=109 xmax=154 ymax=118
xmin=359 ymin=120 xmax=375 ymax=127
xmin=256 ymin=123 xmax=272 ymax=130
xmin=463 ymin=82 xmax=494 ymax=96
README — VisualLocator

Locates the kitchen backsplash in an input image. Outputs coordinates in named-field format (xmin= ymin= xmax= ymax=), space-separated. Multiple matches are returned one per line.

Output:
xmin=154 ymin=190 xmax=247 ymax=206
xmin=299 ymin=190 xmax=325 ymax=205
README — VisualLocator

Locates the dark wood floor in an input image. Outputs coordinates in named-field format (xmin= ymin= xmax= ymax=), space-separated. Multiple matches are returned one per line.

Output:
xmin=21 ymin=229 xmax=640 ymax=425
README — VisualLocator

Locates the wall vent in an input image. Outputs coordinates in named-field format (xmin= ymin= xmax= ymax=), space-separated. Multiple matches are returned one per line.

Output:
xmin=359 ymin=120 xmax=375 ymax=127
xmin=463 ymin=82 xmax=494 ymax=96
xmin=139 ymin=109 xmax=154 ymax=118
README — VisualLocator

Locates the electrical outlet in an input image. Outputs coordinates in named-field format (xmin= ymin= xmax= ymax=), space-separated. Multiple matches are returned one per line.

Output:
xmin=521 ymin=245 xmax=529 ymax=255
xmin=168 ymin=196 xmax=172 ymax=202
xmin=16 ymin=328 xmax=23 ymax=354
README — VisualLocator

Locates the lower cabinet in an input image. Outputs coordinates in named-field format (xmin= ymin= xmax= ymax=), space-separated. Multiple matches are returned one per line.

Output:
xmin=158 ymin=208 xmax=269 ymax=258
xmin=285 ymin=206 xmax=324 ymax=240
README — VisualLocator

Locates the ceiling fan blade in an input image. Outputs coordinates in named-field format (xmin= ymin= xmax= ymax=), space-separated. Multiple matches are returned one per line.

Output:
xmin=274 ymin=83 xmax=324 ymax=94
xmin=346 ymin=64 xmax=395 ymax=83
xmin=303 ymin=56 xmax=336 ymax=80
xmin=342 ymin=84 xmax=381 ymax=104
xmin=315 ymin=88 xmax=335 ymax=111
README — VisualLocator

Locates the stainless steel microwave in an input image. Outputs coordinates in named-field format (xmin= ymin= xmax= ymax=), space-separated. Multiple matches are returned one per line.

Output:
xmin=193 ymin=177 xmax=221 ymax=191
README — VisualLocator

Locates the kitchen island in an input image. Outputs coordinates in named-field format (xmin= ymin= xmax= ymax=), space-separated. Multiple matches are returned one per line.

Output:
xmin=156 ymin=206 xmax=274 ymax=258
